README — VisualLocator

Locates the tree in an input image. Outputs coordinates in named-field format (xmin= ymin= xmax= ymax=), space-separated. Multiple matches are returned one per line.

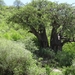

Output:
xmin=48 ymin=3 xmax=75 ymax=52
xmin=13 ymin=0 xmax=24 ymax=9
xmin=8 ymin=0 xmax=75 ymax=52
xmin=0 ymin=0 xmax=5 ymax=6
xmin=0 ymin=0 xmax=6 ymax=10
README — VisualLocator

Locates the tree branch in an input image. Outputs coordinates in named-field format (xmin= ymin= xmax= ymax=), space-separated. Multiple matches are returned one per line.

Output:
xmin=29 ymin=26 xmax=41 ymax=40
xmin=61 ymin=37 xmax=75 ymax=46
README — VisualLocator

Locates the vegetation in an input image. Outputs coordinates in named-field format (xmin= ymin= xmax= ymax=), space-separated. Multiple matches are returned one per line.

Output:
xmin=0 ymin=39 xmax=46 ymax=75
xmin=8 ymin=0 xmax=75 ymax=53
xmin=13 ymin=0 xmax=24 ymax=9
xmin=0 ymin=0 xmax=75 ymax=75
xmin=0 ymin=0 xmax=6 ymax=6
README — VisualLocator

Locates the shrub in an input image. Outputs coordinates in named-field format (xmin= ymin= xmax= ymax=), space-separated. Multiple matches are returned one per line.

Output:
xmin=11 ymin=32 xmax=23 ymax=41
xmin=21 ymin=37 xmax=38 ymax=53
xmin=63 ymin=57 xmax=75 ymax=75
xmin=0 ymin=38 xmax=46 ymax=75
xmin=54 ymin=43 xmax=75 ymax=67
xmin=39 ymin=48 xmax=55 ymax=58
xmin=38 ymin=48 xmax=58 ymax=67
xmin=38 ymin=48 xmax=73 ymax=67
xmin=55 ymin=51 xmax=73 ymax=67
xmin=45 ymin=65 xmax=51 ymax=75
xmin=63 ymin=66 xmax=75 ymax=75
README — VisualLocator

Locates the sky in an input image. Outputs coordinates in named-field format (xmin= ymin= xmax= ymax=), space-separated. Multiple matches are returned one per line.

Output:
xmin=4 ymin=0 xmax=75 ymax=6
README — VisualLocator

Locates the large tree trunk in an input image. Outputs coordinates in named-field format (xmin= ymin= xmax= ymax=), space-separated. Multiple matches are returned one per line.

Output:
xmin=50 ymin=27 xmax=62 ymax=53
xmin=38 ymin=27 xmax=49 ymax=48
xmin=30 ymin=26 xmax=49 ymax=48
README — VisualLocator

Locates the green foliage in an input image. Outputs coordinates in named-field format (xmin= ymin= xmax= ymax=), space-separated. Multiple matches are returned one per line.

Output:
xmin=63 ymin=66 xmax=75 ymax=75
xmin=21 ymin=37 xmax=38 ymax=53
xmin=8 ymin=0 xmax=50 ymax=32
xmin=63 ymin=56 xmax=75 ymax=75
xmin=0 ymin=38 xmax=46 ymax=75
xmin=1 ymin=1 xmax=75 ymax=75
xmin=63 ymin=43 xmax=75 ymax=55
xmin=8 ymin=0 xmax=75 ymax=51
xmin=1 ymin=29 xmax=24 ymax=41
xmin=38 ymin=48 xmax=59 ymax=67
xmin=11 ymin=31 xmax=23 ymax=41
xmin=39 ymin=47 xmax=74 ymax=67
xmin=51 ymin=43 xmax=75 ymax=67
xmin=55 ymin=51 xmax=73 ymax=67
xmin=9 ymin=0 xmax=75 ymax=38
xmin=45 ymin=65 xmax=51 ymax=75
xmin=39 ymin=48 xmax=55 ymax=58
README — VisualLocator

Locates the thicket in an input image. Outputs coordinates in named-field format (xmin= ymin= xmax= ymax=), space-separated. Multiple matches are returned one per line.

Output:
xmin=0 ymin=1 xmax=75 ymax=75
xmin=0 ymin=39 xmax=46 ymax=75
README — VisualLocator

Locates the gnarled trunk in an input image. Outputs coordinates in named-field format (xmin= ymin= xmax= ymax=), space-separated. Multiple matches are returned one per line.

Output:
xmin=30 ymin=26 xmax=49 ymax=48
xmin=50 ymin=27 xmax=62 ymax=53
xmin=38 ymin=27 xmax=49 ymax=48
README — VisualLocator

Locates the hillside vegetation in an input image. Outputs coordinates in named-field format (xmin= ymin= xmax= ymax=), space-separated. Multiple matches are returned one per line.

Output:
xmin=0 ymin=0 xmax=75 ymax=75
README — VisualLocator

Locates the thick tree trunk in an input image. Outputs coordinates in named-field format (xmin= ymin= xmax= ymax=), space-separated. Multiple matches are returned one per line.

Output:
xmin=30 ymin=26 xmax=49 ymax=48
xmin=50 ymin=27 xmax=62 ymax=53
xmin=38 ymin=28 xmax=49 ymax=48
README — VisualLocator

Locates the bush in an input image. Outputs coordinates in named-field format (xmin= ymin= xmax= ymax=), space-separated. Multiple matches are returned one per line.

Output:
xmin=45 ymin=65 xmax=51 ymax=75
xmin=63 ymin=66 xmax=75 ymax=75
xmin=54 ymin=43 xmax=75 ymax=67
xmin=38 ymin=48 xmax=58 ymax=67
xmin=55 ymin=51 xmax=73 ymax=67
xmin=11 ymin=32 xmax=23 ymax=41
xmin=38 ymin=47 xmax=73 ymax=67
xmin=39 ymin=48 xmax=55 ymax=58
xmin=0 ymin=38 xmax=46 ymax=75
xmin=21 ymin=37 xmax=38 ymax=53
xmin=63 ymin=57 xmax=75 ymax=75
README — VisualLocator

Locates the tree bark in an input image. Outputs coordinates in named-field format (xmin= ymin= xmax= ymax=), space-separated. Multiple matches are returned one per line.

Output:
xmin=39 ymin=27 xmax=49 ymax=48
xmin=50 ymin=27 xmax=62 ymax=53
xmin=30 ymin=26 xmax=49 ymax=48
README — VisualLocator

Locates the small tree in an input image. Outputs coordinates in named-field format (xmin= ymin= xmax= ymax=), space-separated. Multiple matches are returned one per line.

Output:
xmin=13 ymin=0 xmax=24 ymax=9
xmin=0 ymin=0 xmax=5 ymax=6
xmin=0 ymin=0 xmax=6 ymax=10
